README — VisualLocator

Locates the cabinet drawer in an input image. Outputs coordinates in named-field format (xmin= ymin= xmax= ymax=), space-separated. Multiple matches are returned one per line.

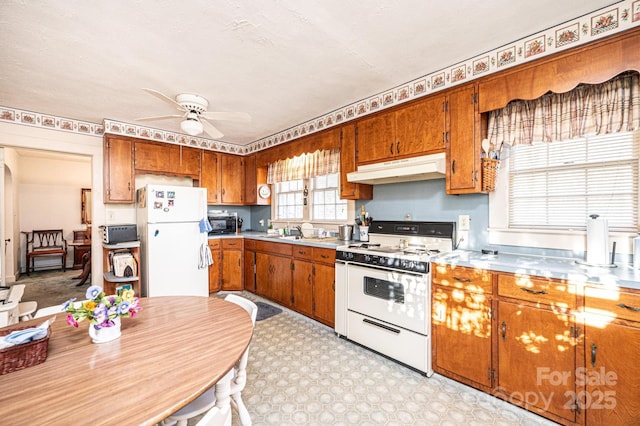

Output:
xmin=244 ymin=239 xmax=256 ymax=250
xmin=255 ymin=240 xmax=293 ymax=256
xmin=313 ymin=247 xmax=335 ymax=264
xmin=498 ymin=274 xmax=576 ymax=308
xmin=585 ymin=287 xmax=640 ymax=323
xmin=208 ymin=239 xmax=221 ymax=250
xmin=222 ymin=238 xmax=243 ymax=249
xmin=431 ymin=263 xmax=493 ymax=293
xmin=292 ymin=245 xmax=313 ymax=260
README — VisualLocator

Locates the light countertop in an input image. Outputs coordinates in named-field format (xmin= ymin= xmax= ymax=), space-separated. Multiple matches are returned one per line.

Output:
xmin=435 ymin=250 xmax=640 ymax=291
xmin=209 ymin=231 xmax=345 ymax=249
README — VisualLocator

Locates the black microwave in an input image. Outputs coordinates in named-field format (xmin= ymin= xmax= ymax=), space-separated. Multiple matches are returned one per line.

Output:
xmin=207 ymin=214 xmax=237 ymax=235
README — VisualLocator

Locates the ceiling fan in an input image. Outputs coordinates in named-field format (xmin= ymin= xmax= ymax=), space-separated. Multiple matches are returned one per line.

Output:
xmin=137 ymin=88 xmax=251 ymax=139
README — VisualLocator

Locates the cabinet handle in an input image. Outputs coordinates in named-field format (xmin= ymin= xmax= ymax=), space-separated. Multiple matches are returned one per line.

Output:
xmin=591 ymin=343 xmax=597 ymax=367
xmin=452 ymin=276 xmax=471 ymax=282
xmin=321 ymin=254 xmax=330 ymax=259
xmin=616 ymin=302 xmax=640 ymax=312
xmin=308 ymin=274 xmax=311 ymax=284
xmin=501 ymin=321 xmax=506 ymax=341
xmin=396 ymin=141 xmax=400 ymax=154
xmin=451 ymin=160 xmax=456 ymax=174
xmin=389 ymin=142 xmax=394 ymax=155
xmin=520 ymin=287 xmax=548 ymax=295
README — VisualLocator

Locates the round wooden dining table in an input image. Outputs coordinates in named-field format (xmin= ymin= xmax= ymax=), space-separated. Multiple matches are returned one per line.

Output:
xmin=0 ymin=296 xmax=253 ymax=425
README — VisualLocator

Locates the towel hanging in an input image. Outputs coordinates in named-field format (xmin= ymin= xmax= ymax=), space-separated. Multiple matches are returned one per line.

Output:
xmin=199 ymin=242 xmax=213 ymax=269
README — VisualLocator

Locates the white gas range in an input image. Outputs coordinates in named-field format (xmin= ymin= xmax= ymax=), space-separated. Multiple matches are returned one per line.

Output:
xmin=334 ymin=220 xmax=456 ymax=376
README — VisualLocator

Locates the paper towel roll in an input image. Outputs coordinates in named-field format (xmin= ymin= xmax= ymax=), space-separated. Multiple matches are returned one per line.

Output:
xmin=586 ymin=215 xmax=609 ymax=265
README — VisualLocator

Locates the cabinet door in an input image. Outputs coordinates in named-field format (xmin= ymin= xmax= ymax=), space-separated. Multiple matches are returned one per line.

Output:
xmin=356 ymin=110 xmax=396 ymax=164
xmin=208 ymin=247 xmax=221 ymax=293
xmin=172 ymin=146 xmax=201 ymax=177
xmin=447 ymin=84 xmax=481 ymax=194
xmin=584 ymin=323 xmax=640 ymax=425
xmin=201 ymin=151 xmax=220 ymax=204
xmin=220 ymin=154 xmax=244 ymax=204
xmin=244 ymin=153 xmax=258 ymax=205
xmin=396 ymin=95 xmax=446 ymax=156
xmin=498 ymin=301 xmax=577 ymax=422
xmin=340 ymin=124 xmax=372 ymax=200
xmin=222 ymin=249 xmax=243 ymax=291
xmin=255 ymin=253 xmax=271 ymax=298
xmin=313 ymin=263 xmax=335 ymax=327
xmin=432 ymin=286 xmax=492 ymax=388
xmin=104 ymin=136 xmax=135 ymax=203
xmin=293 ymin=259 xmax=313 ymax=317
xmin=244 ymin=249 xmax=256 ymax=292
xmin=270 ymin=254 xmax=292 ymax=307
xmin=135 ymin=140 xmax=170 ymax=173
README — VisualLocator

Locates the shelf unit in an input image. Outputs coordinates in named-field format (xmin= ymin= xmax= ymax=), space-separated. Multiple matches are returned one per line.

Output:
xmin=102 ymin=241 xmax=141 ymax=296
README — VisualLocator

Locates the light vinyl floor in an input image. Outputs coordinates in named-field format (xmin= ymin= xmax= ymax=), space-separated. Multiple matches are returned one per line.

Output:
xmin=223 ymin=292 xmax=557 ymax=426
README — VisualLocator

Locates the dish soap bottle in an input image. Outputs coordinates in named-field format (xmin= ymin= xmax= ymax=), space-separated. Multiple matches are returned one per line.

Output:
xmin=360 ymin=205 xmax=366 ymax=223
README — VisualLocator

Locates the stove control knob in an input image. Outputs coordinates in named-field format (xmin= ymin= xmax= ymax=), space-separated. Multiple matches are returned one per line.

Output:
xmin=364 ymin=255 xmax=371 ymax=263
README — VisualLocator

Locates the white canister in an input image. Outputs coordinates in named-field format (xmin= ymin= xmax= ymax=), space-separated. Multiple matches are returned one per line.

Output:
xmin=359 ymin=226 xmax=369 ymax=242
xmin=633 ymin=233 xmax=640 ymax=269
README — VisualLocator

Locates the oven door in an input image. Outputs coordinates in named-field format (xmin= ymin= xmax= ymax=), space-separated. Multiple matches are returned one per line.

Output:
xmin=346 ymin=263 xmax=429 ymax=335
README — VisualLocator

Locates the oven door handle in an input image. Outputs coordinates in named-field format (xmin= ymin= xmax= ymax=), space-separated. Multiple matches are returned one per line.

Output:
xmin=362 ymin=318 xmax=401 ymax=334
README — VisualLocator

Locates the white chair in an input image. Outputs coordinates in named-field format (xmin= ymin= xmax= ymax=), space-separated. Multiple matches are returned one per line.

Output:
xmin=163 ymin=294 xmax=257 ymax=426
xmin=6 ymin=284 xmax=38 ymax=322
xmin=0 ymin=301 xmax=19 ymax=328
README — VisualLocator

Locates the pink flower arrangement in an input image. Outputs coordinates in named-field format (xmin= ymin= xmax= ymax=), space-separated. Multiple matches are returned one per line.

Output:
xmin=64 ymin=285 xmax=142 ymax=330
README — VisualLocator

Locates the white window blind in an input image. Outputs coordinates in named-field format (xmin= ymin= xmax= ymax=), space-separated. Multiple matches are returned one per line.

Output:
xmin=509 ymin=131 xmax=639 ymax=231
xmin=274 ymin=173 xmax=348 ymax=222
xmin=311 ymin=174 xmax=348 ymax=221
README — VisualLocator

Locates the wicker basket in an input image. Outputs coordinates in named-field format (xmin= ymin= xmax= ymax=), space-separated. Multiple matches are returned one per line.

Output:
xmin=481 ymin=158 xmax=500 ymax=192
xmin=0 ymin=325 xmax=51 ymax=375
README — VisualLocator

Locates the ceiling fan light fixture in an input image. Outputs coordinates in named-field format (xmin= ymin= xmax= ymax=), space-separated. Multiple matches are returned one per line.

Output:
xmin=180 ymin=115 xmax=203 ymax=136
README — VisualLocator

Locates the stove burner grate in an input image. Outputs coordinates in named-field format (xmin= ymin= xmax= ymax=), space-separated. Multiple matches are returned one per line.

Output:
xmin=348 ymin=243 xmax=381 ymax=249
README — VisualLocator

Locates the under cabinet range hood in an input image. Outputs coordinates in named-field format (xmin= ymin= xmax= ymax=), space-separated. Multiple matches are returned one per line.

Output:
xmin=346 ymin=152 xmax=446 ymax=185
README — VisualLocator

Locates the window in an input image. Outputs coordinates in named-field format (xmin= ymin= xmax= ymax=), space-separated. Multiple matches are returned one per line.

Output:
xmin=508 ymin=132 xmax=638 ymax=232
xmin=274 ymin=173 xmax=348 ymax=222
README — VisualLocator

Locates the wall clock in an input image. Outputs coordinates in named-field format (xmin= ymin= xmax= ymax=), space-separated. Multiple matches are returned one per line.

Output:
xmin=258 ymin=185 xmax=271 ymax=199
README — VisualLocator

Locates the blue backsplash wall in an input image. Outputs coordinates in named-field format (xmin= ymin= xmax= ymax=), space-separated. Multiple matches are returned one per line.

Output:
xmin=247 ymin=179 xmax=584 ymax=259
xmin=361 ymin=179 xmax=489 ymax=250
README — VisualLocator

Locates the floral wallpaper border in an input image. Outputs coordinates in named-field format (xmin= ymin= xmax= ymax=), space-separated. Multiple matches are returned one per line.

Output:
xmin=1 ymin=0 xmax=639 ymax=156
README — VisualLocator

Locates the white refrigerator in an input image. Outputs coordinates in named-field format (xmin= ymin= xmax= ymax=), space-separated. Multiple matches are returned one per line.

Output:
xmin=136 ymin=184 xmax=209 ymax=297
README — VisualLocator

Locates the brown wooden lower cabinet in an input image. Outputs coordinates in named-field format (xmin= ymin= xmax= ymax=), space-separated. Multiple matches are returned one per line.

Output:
xmin=245 ymin=240 xmax=335 ymax=327
xmin=221 ymin=238 xmax=243 ymax=291
xmin=432 ymin=285 xmax=492 ymax=388
xmin=208 ymin=240 xmax=221 ymax=293
xmin=432 ymin=263 xmax=640 ymax=426
xmin=497 ymin=300 xmax=577 ymax=424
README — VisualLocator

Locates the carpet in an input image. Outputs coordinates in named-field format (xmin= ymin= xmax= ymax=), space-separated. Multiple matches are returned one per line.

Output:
xmin=17 ymin=269 xmax=88 ymax=311
xmin=255 ymin=301 xmax=282 ymax=321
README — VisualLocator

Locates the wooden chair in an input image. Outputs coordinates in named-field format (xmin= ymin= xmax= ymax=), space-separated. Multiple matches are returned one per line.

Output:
xmin=25 ymin=229 xmax=67 ymax=275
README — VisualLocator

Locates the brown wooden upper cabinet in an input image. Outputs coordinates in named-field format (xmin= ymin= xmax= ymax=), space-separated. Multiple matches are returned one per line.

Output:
xmin=201 ymin=151 xmax=245 ymax=205
xmin=134 ymin=140 xmax=200 ymax=179
xmin=103 ymin=135 xmax=135 ymax=203
xmin=201 ymin=150 xmax=221 ymax=204
xmin=446 ymin=83 xmax=482 ymax=194
xmin=339 ymin=124 xmax=372 ymax=200
xmin=355 ymin=95 xmax=446 ymax=166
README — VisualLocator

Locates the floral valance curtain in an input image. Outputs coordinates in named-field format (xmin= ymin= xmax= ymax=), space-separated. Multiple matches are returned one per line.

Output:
xmin=267 ymin=148 xmax=340 ymax=183
xmin=487 ymin=71 xmax=640 ymax=146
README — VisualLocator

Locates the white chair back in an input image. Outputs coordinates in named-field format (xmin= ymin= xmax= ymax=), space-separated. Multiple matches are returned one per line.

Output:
xmin=7 ymin=284 xmax=25 ymax=304
xmin=224 ymin=294 xmax=257 ymax=425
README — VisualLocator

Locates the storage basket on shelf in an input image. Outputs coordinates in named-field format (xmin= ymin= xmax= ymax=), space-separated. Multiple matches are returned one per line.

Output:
xmin=481 ymin=158 xmax=500 ymax=192
xmin=0 ymin=326 xmax=51 ymax=375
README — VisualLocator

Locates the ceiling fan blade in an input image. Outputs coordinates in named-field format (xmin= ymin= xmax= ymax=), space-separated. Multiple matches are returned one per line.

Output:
xmin=142 ymin=88 xmax=187 ymax=112
xmin=201 ymin=111 xmax=251 ymax=122
xmin=200 ymin=118 xmax=224 ymax=139
xmin=135 ymin=114 xmax=185 ymax=121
